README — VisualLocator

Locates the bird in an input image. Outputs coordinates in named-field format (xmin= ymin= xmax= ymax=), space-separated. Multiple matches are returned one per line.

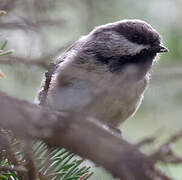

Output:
xmin=36 ymin=19 xmax=168 ymax=129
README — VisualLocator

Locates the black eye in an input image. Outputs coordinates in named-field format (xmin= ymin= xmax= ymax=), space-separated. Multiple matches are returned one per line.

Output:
xmin=132 ymin=33 xmax=143 ymax=44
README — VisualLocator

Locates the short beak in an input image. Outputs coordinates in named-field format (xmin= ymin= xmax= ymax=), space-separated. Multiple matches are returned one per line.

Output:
xmin=149 ymin=45 xmax=168 ymax=53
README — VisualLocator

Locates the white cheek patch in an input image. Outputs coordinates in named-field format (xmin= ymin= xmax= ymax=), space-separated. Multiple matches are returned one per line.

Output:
xmin=120 ymin=36 xmax=150 ymax=56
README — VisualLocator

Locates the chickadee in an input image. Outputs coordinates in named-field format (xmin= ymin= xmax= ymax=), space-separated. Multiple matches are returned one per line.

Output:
xmin=36 ymin=19 xmax=168 ymax=128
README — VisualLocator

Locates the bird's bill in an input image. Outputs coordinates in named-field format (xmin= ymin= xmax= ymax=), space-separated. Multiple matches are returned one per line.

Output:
xmin=149 ymin=45 xmax=168 ymax=53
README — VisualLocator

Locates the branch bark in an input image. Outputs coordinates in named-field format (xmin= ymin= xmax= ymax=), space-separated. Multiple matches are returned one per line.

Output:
xmin=0 ymin=91 xmax=179 ymax=180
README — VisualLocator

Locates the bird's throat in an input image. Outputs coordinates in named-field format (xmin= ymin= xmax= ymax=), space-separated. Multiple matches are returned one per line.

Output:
xmin=95 ymin=51 xmax=156 ymax=74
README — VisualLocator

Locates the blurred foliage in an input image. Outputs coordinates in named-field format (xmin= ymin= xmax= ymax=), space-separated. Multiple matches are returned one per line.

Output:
xmin=0 ymin=39 xmax=14 ymax=56
xmin=33 ymin=142 xmax=93 ymax=180
xmin=0 ymin=141 xmax=93 ymax=180
xmin=0 ymin=158 xmax=19 ymax=180
xmin=167 ymin=29 xmax=182 ymax=61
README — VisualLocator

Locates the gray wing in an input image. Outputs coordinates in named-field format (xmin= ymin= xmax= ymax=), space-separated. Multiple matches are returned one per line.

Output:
xmin=35 ymin=41 xmax=80 ymax=105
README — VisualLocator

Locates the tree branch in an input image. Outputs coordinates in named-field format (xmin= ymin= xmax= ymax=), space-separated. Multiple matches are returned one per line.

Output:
xmin=0 ymin=91 xmax=181 ymax=179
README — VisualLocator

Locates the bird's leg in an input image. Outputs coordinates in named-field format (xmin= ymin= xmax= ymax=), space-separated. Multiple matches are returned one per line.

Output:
xmin=108 ymin=125 xmax=122 ymax=136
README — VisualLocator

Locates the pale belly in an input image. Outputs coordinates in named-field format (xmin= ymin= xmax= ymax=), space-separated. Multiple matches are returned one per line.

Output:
xmin=84 ymin=78 xmax=147 ymax=126
xmin=47 ymin=75 xmax=148 ymax=127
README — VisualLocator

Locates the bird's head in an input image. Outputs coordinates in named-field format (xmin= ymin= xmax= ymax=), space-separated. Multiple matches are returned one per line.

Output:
xmin=82 ymin=19 xmax=168 ymax=73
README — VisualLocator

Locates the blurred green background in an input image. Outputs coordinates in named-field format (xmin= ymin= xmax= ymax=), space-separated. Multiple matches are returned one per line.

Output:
xmin=0 ymin=0 xmax=182 ymax=179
